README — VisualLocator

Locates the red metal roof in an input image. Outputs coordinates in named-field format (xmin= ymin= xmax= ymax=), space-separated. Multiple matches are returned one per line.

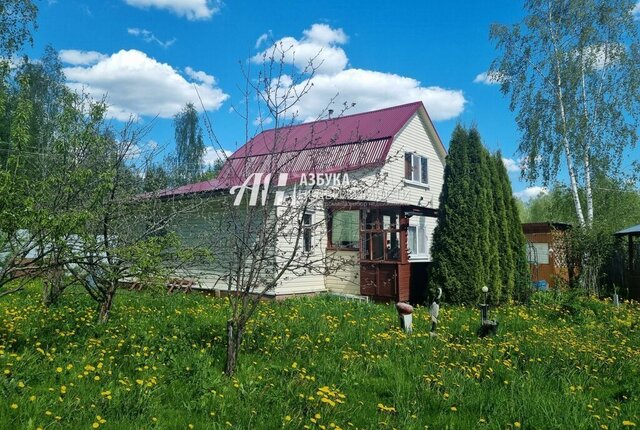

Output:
xmin=158 ymin=101 xmax=424 ymax=197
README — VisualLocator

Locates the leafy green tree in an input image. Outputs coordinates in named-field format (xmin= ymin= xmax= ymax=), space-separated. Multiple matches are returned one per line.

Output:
xmin=14 ymin=46 xmax=65 ymax=160
xmin=490 ymin=0 xmax=640 ymax=228
xmin=174 ymin=103 xmax=206 ymax=185
xmin=143 ymin=162 xmax=170 ymax=192
xmin=0 ymin=0 xmax=37 ymax=59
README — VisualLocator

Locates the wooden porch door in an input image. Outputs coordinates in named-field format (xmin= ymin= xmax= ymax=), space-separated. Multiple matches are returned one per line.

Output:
xmin=359 ymin=208 xmax=410 ymax=301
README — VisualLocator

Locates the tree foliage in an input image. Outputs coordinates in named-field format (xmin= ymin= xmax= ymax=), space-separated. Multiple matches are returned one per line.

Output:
xmin=490 ymin=0 xmax=640 ymax=228
xmin=0 ymin=0 xmax=37 ymax=59
xmin=431 ymin=126 xmax=529 ymax=304
xmin=173 ymin=103 xmax=206 ymax=185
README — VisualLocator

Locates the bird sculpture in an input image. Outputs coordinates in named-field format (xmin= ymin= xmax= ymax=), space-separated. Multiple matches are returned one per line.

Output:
xmin=429 ymin=287 xmax=442 ymax=335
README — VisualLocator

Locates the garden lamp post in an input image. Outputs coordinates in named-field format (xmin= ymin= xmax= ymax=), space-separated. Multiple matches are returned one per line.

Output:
xmin=477 ymin=286 xmax=498 ymax=337
xmin=479 ymin=286 xmax=489 ymax=324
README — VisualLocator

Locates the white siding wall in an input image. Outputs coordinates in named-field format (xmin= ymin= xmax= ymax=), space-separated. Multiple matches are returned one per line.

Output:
xmin=324 ymin=250 xmax=360 ymax=295
xmin=379 ymin=111 xmax=445 ymax=208
xmin=172 ymin=109 xmax=446 ymax=296
xmin=274 ymin=205 xmax=328 ymax=295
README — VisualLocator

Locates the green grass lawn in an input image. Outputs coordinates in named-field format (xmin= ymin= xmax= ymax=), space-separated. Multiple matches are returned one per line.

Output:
xmin=1 ymin=286 xmax=639 ymax=429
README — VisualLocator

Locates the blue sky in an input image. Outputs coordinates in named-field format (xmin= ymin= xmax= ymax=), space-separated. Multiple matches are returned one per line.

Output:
xmin=25 ymin=0 xmax=640 ymax=197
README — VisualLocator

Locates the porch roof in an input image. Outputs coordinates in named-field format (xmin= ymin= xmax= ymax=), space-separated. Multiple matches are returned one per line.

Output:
xmin=615 ymin=224 xmax=640 ymax=237
xmin=325 ymin=199 xmax=438 ymax=218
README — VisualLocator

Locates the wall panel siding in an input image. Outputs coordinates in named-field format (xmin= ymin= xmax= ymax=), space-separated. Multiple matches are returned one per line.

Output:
xmin=324 ymin=250 xmax=360 ymax=295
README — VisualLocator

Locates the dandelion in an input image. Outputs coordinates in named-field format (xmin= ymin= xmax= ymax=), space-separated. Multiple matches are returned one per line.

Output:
xmin=377 ymin=403 xmax=396 ymax=413
xmin=10 ymin=403 xmax=18 ymax=409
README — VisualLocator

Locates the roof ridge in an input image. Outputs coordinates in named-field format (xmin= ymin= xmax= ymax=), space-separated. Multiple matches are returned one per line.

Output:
xmin=253 ymin=101 xmax=423 ymax=135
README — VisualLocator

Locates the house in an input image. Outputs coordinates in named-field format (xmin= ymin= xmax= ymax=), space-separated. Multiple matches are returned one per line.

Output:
xmin=522 ymin=222 xmax=573 ymax=289
xmin=613 ymin=224 xmax=640 ymax=300
xmin=158 ymin=101 xmax=446 ymax=302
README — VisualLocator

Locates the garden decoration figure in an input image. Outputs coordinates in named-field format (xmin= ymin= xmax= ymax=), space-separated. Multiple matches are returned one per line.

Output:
xmin=429 ymin=287 xmax=442 ymax=336
xmin=477 ymin=286 xmax=498 ymax=337
xmin=395 ymin=302 xmax=414 ymax=334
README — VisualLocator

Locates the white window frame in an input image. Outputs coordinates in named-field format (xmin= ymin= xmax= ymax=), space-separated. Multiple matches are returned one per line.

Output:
xmin=302 ymin=212 xmax=313 ymax=253
xmin=404 ymin=153 xmax=429 ymax=187
xmin=408 ymin=216 xmax=429 ymax=261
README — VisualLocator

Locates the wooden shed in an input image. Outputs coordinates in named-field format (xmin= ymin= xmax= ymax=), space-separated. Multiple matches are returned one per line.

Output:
xmin=614 ymin=224 xmax=640 ymax=300
xmin=522 ymin=222 xmax=573 ymax=289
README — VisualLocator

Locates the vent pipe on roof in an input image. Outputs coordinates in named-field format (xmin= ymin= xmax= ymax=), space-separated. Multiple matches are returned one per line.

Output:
xmin=328 ymin=109 xmax=334 ymax=119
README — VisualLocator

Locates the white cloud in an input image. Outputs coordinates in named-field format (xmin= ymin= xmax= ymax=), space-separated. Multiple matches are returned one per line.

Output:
xmin=59 ymin=49 xmax=106 ymax=66
xmin=502 ymin=157 xmax=521 ymax=173
xmin=184 ymin=66 xmax=215 ymax=86
xmin=579 ymin=43 xmax=625 ymax=70
xmin=303 ymin=23 xmax=347 ymax=45
xmin=255 ymin=33 xmax=270 ymax=49
xmin=289 ymin=69 xmax=465 ymax=122
xmin=203 ymin=147 xmax=231 ymax=165
xmin=128 ymin=28 xmax=176 ymax=48
xmin=252 ymin=23 xmax=349 ymax=75
xmin=514 ymin=186 xmax=548 ymax=201
xmin=632 ymin=2 xmax=640 ymax=19
xmin=253 ymin=24 xmax=466 ymax=122
xmin=62 ymin=49 xmax=228 ymax=120
xmin=473 ymin=71 xmax=504 ymax=85
xmin=252 ymin=116 xmax=273 ymax=126
xmin=123 ymin=0 xmax=219 ymax=20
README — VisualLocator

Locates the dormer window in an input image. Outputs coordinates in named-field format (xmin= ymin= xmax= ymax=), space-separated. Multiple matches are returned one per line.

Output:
xmin=404 ymin=153 xmax=428 ymax=184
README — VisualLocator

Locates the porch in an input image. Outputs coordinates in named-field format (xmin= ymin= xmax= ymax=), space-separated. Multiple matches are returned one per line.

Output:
xmin=326 ymin=200 xmax=437 ymax=303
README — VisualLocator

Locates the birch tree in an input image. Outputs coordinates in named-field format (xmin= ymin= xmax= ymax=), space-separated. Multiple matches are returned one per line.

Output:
xmin=490 ymin=0 xmax=640 ymax=228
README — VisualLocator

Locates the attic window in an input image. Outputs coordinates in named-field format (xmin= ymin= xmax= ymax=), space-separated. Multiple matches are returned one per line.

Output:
xmin=404 ymin=153 xmax=428 ymax=184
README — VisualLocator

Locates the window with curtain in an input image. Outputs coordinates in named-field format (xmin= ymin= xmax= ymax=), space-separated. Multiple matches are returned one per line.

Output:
xmin=330 ymin=210 xmax=359 ymax=249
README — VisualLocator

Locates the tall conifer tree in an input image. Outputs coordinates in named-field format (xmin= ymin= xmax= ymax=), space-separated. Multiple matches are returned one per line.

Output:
xmin=431 ymin=126 xmax=530 ymax=304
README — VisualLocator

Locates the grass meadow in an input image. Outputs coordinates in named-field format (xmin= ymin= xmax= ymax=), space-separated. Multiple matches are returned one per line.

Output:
xmin=1 ymin=286 xmax=639 ymax=429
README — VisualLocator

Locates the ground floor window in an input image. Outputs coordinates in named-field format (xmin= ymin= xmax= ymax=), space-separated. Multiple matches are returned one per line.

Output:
xmin=329 ymin=210 xmax=359 ymax=249
xmin=302 ymin=213 xmax=313 ymax=252
xmin=408 ymin=216 xmax=428 ymax=259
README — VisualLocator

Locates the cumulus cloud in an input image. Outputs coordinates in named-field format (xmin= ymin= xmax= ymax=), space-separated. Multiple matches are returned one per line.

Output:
xmin=59 ymin=49 xmax=107 ymax=65
xmin=123 ymin=0 xmax=219 ymax=20
xmin=514 ymin=186 xmax=548 ymax=201
xmin=502 ymin=157 xmax=522 ymax=173
xmin=128 ymin=28 xmax=176 ymax=48
xmin=473 ymin=71 xmax=504 ymax=85
xmin=291 ymin=69 xmax=465 ymax=122
xmin=203 ymin=147 xmax=232 ymax=165
xmin=252 ymin=23 xmax=349 ymax=75
xmin=253 ymin=24 xmax=466 ymax=122
xmin=62 ymin=49 xmax=228 ymax=120
xmin=184 ymin=66 xmax=215 ymax=86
